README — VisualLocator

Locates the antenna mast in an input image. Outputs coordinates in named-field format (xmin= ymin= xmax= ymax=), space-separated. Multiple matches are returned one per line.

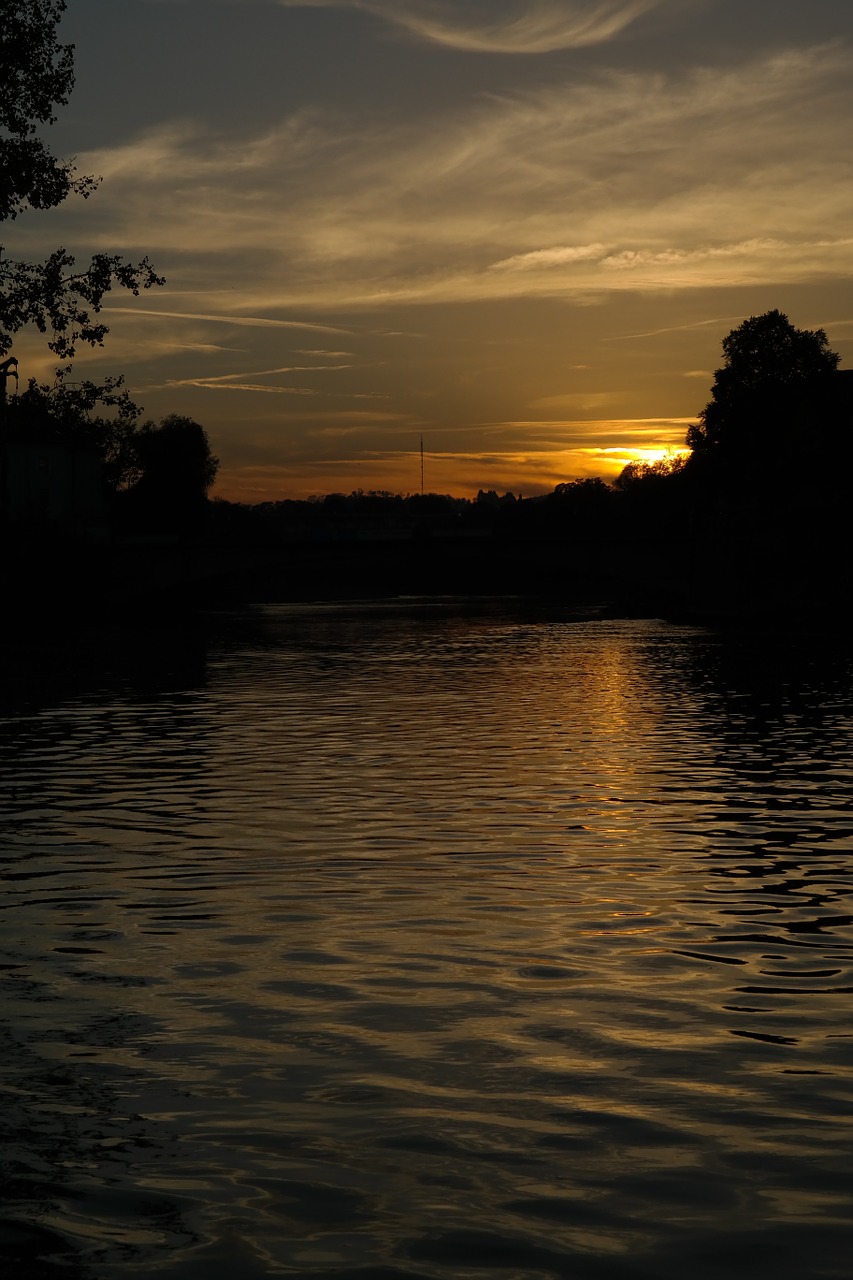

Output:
xmin=420 ymin=434 xmax=424 ymax=496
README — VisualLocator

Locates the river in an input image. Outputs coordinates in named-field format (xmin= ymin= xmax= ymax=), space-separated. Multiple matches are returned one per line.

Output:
xmin=1 ymin=600 xmax=852 ymax=1278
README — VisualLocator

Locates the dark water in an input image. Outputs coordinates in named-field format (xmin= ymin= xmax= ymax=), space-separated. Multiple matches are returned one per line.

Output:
xmin=1 ymin=601 xmax=852 ymax=1278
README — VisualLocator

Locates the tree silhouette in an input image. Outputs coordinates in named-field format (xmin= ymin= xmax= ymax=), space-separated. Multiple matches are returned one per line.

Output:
xmin=122 ymin=416 xmax=219 ymax=533
xmin=1 ymin=0 xmax=162 ymax=361
xmin=4 ymin=373 xmax=143 ymax=493
xmin=675 ymin=311 xmax=851 ymax=615
xmin=686 ymin=310 xmax=840 ymax=460
xmin=614 ymin=455 xmax=686 ymax=490
xmin=1 ymin=0 xmax=81 ymax=221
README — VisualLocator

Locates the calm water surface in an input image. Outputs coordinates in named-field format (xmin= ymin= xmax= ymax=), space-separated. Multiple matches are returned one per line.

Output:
xmin=1 ymin=602 xmax=852 ymax=1279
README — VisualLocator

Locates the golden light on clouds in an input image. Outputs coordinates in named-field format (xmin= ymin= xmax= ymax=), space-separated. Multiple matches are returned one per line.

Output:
xmin=60 ymin=44 xmax=853 ymax=311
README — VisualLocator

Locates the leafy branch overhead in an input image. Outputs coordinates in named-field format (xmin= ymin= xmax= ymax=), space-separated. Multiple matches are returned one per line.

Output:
xmin=0 ymin=0 xmax=163 ymax=358
xmin=1 ymin=0 xmax=79 ymax=220
xmin=0 ymin=248 xmax=164 ymax=359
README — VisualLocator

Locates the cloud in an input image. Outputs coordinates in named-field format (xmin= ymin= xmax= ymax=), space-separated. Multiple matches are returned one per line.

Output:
xmin=491 ymin=244 xmax=607 ymax=271
xmin=184 ymin=363 xmax=354 ymax=381
xmin=495 ymin=417 xmax=694 ymax=449
xmin=103 ymin=307 xmax=352 ymax=334
xmin=65 ymin=41 xmax=853 ymax=319
xmin=275 ymin=0 xmax=674 ymax=54
xmin=174 ymin=381 xmax=320 ymax=394
xmin=162 ymin=360 xmax=354 ymax=393
xmin=530 ymin=391 xmax=617 ymax=411
xmin=295 ymin=349 xmax=355 ymax=357
xmin=600 ymin=239 xmax=789 ymax=269
xmin=603 ymin=316 xmax=748 ymax=341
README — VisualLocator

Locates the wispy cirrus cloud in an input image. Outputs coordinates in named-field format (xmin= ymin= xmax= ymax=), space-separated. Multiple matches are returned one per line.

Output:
xmin=174 ymin=381 xmax=320 ymax=394
xmin=174 ymin=363 xmax=355 ymax=382
xmin=490 ymin=237 xmax=835 ymax=278
xmin=295 ymin=349 xmax=355 ymax=357
xmin=274 ymin=0 xmax=675 ymax=53
xmin=491 ymin=244 xmax=607 ymax=270
xmin=494 ymin=418 xmax=694 ymax=449
xmin=67 ymin=42 xmax=853 ymax=321
xmin=163 ymin=361 xmax=353 ymax=394
xmin=103 ymin=307 xmax=351 ymax=334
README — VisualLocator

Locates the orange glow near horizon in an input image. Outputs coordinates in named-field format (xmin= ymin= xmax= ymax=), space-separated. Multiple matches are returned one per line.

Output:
xmin=212 ymin=439 xmax=693 ymax=504
xmin=600 ymin=445 xmax=692 ymax=472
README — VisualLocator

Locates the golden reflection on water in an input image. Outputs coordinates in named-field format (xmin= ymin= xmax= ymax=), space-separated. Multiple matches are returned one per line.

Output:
xmin=1 ymin=606 xmax=852 ymax=1277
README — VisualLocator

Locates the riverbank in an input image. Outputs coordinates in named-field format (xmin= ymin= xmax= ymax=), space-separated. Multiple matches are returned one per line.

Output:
xmin=1 ymin=524 xmax=849 ymax=633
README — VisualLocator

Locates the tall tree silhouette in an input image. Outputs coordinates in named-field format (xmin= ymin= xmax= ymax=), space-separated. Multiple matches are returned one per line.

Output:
xmin=686 ymin=310 xmax=840 ymax=461
xmin=680 ymin=310 xmax=848 ymax=615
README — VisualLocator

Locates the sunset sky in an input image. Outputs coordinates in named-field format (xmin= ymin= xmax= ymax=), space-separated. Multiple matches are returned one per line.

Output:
xmin=12 ymin=0 xmax=853 ymax=500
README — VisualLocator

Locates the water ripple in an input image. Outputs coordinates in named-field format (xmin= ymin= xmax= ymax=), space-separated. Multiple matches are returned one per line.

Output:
xmin=1 ymin=606 xmax=852 ymax=1277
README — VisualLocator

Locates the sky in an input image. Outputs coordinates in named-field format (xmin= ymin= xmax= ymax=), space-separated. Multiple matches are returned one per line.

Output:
xmin=10 ymin=0 xmax=853 ymax=500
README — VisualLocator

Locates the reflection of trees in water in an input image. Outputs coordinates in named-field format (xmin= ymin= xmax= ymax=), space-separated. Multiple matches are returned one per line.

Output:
xmin=0 ymin=617 xmax=209 ymax=715
xmin=0 ymin=624 xmax=215 ymax=1268
xmin=0 ymin=994 xmax=187 ymax=1276
xmin=641 ymin=629 xmax=853 ymax=955
xmin=0 ymin=628 xmax=212 ymax=1272
xmin=645 ymin=627 xmax=853 ymax=778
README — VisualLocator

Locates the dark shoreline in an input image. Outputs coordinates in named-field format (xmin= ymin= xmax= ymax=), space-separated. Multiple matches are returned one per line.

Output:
xmin=1 ymin=527 xmax=850 ymax=637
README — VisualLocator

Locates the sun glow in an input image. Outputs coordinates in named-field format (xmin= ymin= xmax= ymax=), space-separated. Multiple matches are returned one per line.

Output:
xmin=590 ymin=444 xmax=691 ymax=477
xmin=621 ymin=446 xmax=691 ymax=469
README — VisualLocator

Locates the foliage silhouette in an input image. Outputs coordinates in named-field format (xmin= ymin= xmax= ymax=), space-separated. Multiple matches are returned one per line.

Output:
xmin=0 ymin=0 xmax=163 ymax=361
xmin=1 ymin=0 xmax=83 ymax=221
xmin=5 ymin=372 xmax=143 ymax=489
xmin=118 ymin=416 xmax=219 ymax=534
xmin=686 ymin=310 xmax=840 ymax=461
xmin=614 ymin=455 xmax=686 ymax=490
xmin=135 ymin=416 xmax=219 ymax=499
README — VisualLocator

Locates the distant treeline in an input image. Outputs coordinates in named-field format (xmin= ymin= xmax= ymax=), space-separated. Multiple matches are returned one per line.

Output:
xmin=3 ymin=311 xmax=851 ymax=620
xmin=200 ymin=312 xmax=853 ymax=617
